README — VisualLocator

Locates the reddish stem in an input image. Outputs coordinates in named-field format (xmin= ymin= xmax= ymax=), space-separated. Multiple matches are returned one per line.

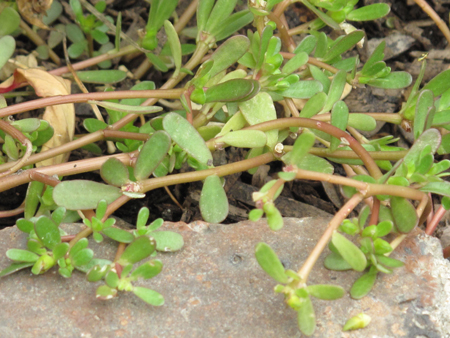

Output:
xmin=425 ymin=205 xmax=446 ymax=235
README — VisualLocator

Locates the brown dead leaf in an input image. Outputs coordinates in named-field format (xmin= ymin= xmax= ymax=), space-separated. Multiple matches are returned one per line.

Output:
xmin=14 ymin=68 xmax=74 ymax=166
xmin=17 ymin=0 xmax=53 ymax=30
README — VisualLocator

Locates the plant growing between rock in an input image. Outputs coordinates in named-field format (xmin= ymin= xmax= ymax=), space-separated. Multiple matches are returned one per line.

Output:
xmin=0 ymin=0 xmax=449 ymax=335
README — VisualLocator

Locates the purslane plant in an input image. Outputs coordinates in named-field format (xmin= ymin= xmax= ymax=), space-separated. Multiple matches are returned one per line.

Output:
xmin=0 ymin=0 xmax=450 ymax=335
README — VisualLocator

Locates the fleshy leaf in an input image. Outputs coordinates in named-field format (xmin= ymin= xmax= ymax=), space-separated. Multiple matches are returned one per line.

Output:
xmin=6 ymin=249 xmax=39 ymax=263
xmin=306 ymin=284 xmax=345 ymax=300
xmin=390 ymin=196 xmax=418 ymax=233
xmin=0 ymin=36 xmax=15 ymax=71
xmin=322 ymin=31 xmax=365 ymax=63
xmin=53 ymin=180 xmax=122 ymax=210
xmin=150 ymin=231 xmax=184 ymax=252
xmin=218 ymin=130 xmax=267 ymax=148
xmin=324 ymin=252 xmax=352 ymax=270
xmin=367 ymin=72 xmax=412 ymax=89
xmin=204 ymin=79 xmax=260 ymax=103
xmin=71 ymin=248 xmax=94 ymax=267
xmin=297 ymin=295 xmax=316 ymax=336
xmin=255 ymin=242 xmax=289 ymax=284
xmin=343 ymin=313 xmax=371 ymax=331
xmin=88 ymin=100 xmax=163 ymax=114
xmin=74 ymin=70 xmax=127 ymax=84
xmin=101 ymin=158 xmax=129 ymax=187
xmin=208 ymin=35 xmax=250 ymax=78
xmin=347 ymin=3 xmax=390 ymax=21
xmin=134 ymin=131 xmax=171 ymax=181
xmin=0 ymin=262 xmax=34 ymax=277
xmin=96 ymin=285 xmax=118 ymax=300
xmin=200 ymin=175 xmax=229 ymax=223
xmin=350 ymin=267 xmax=377 ymax=299
xmin=117 ymin=236 xmax=156 ymax=266
xmin=102 ymin=227 xmax=135 ymax=243
xmin=35 ymin=216 xmax=61 ymax=250
xmin=133 ymin=287 xmax=164 ymax=306
xmin=331 ymin=232 xmax=367 ymax=272
xmin=130 ymin=260 xmax=163 ymax=280
xmin=330 ymin=101 xmax=349 ymax=152
xmin=163 ymin=113 xmax=213 ymax=165
xmin=278 ymin=80 xmax=323 ymax=99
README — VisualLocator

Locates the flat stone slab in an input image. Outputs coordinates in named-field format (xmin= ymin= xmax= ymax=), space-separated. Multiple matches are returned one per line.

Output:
xmin=1 ymin=218 xmax=449 ymax=337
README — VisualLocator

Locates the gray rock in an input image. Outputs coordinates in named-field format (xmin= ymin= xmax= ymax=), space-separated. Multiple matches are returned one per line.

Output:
xmin=0 ymin=218 xmax=449 ymax=337
xmin=367 ymin=32 xmax=416 ymax=61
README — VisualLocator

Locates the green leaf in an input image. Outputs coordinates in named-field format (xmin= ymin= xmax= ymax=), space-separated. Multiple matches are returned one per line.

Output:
xmin=6 ymin=249 xmax=39 ymax=263
xmin=322 ymin=70 xmax=347 ymax=113
xmin=134 ymin=131 xmax=171 ymax=181
xmin=53 ymin=180 xmax=122 ymax=210
xmin=403 ymin=128 xmax=441 ymax=167
xmin=31 ymin=254 xmax=56 ymax=275
xmin=249 ymin=208 xmax=264 ymax=221
xmin=309 ymin=65 xmax=331 ymax=93
xmin=347 ymin=3 xmax=390 ymax=21
xmin=88 ymin=100 xmax=163 ymax=114
xmin=343 ymin=313 xmax=371 ymax=331
xmin=306 ymin=284 xmax=345 ymax=300
xmin=264 ymin=203 xmax=284 ymax=230
xmin=218 ymin=130 xmax=267 ymax=148
xmin=102 ymin=227 xmax=135 ymax=243
xmin=288 ymin=131 xmax=316 ymax=167
xmin=151 ymin=231 xmax=185 ymax=252
xmin=330 ymin=101 xmax=349 ymax=152
xmin=71 ymin=248 xmax=94 ymax=267
xmin=0 ymin=7 xmax=20 ymax=36
xmin=348 ymin=114 xmax=377 ymax=131
xmin=255 ymin=242 xmax=289 ymax=283
xmin=164 ymin=20 xmax=182 ymax=77
xmin=299 ymin=92 xmax=327 ymax=118
xmin=282 ymin=52 xmax=309 ymax=75
xmin=214 ymin=10 xmax=254 ymax=41
xmin=297 ymin=295 xmax=316 ymax=336
xmin=322 ymin=31 xmax=365 ymax=63
xmin=53 ymin=243 xmax=69 ymax=261
xmin=96 ymin=285 xmax=118 ymax=300
xmin=197 ymin=0 xmax=215 ymax=35
xmin=74 ymin=70 xmax=127 ymax=84
xmin=70 ymin=238 xmax=89 ymax=258
xmin=209 ymin=35 xmax=250 ymax=78
xmin=420 ymin=181 xmax=450 ymax=198
xmin=294 ymin=35 xmax=316 ymax=55
xmin=376 ymin=255 xmax=404 ymax=268
xmin=0 ymin=262 xmax=34 ymax=277
xmin=278 ymin=80 xmax=323 ymax=99
xmin=86 ymin=264 xmax=110 ymax=282
xmin=351 ymin=267 xmax=377 ymax=300
xmin=83 ymin=118 xmax=108 ymax=133
xmin=130 ymin=260 xmax=163 ymax=280
xmin=331 ymin=232 xmax=367 ymax=272
xmin=200 ymin=175 xmax=229 ymax=223
xmin=105 ymin=270 xmax=119 ymax=288
xmin=302 ymin=0 xmax=339 ymax=30
xmin=205 ymin=79 xmax=260 ymax=103
xmin=163 ymin=113 xmax=213 ymax=165
xmin=35 ymin=216 xmax=61 ymax=250
xmin=390 ymin=196 xmax=418 ymax=233
xmin=16 ymin=218 xmax=35 ymax=234
xmin=101 ymin=158 xmax=129 ymax=187
xmin=367 ymin=72 xmax=412 ymax=89
xmin=376 ymin=221 xmax=393 ymax=237
xmin=423 ymin=69 xmax=450 ymax=96
xmin=118 ymin=236 xmax=156 ymax=265
xmin=0 ymin=36 xmax=15 ymax=70
xmin=324 ymin=251 xmax=353 ymax=270
xmin=133 ymin=287 xmax=164 ymax=306
xmin=414 ymin=90 xmax=434 ymax=140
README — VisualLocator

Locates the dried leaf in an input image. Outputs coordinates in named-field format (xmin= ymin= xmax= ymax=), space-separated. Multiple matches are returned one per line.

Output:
xmin=17 ymin=0 xmax=53 ymax=29
xmin=13 ymin=69 xmax=74 ymax=166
